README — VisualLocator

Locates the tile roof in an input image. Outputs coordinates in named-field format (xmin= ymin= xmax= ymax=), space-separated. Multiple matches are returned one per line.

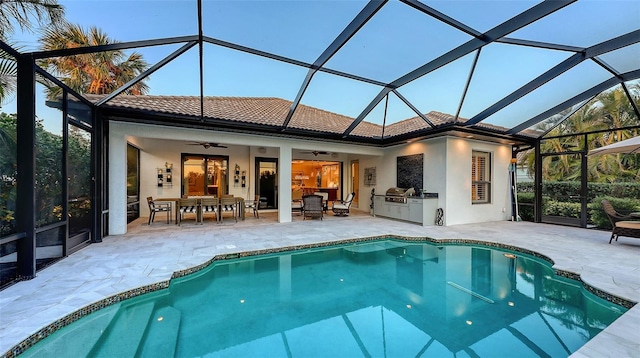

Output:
xmin=92 ymin=95 xmax=512 ymax=139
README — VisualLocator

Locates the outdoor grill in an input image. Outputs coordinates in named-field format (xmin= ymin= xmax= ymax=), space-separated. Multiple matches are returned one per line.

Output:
xmin=384 ymin=187 xmax=415 ymax=203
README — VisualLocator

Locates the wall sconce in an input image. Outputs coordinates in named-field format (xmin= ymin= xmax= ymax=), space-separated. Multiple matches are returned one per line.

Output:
xmin=258 ymin=147 xmax=267 ymax=154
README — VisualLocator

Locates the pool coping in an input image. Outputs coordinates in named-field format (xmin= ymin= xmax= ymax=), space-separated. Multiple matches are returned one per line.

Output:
xmin=3 ymin=234 xmax=637 ymax=357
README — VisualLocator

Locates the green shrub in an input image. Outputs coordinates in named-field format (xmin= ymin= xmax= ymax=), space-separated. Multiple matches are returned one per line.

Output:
xmin=516 ymin=192 xmax=535 ymax=221
xmin=517 ymin=181 xmax=640 ymax=200
xmin=589 ymin=196 xmax=640 ymax=229
xmin=542 ymin=200 xmax=581 ymax=218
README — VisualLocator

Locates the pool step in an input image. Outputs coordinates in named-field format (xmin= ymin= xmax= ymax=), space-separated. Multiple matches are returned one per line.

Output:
xmin=91 ymin=301 xmax=156 ymax=358
xmin=19 ymin=304 xmax=121 ymax=358
xmin=137 ymin=306 xmax=182 ymax=357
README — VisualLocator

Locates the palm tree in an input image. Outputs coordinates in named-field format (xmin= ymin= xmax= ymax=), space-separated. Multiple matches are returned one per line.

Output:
xmin=0 ymin=0 xmax=65 ymax=104
xmin=37 ymin=23 xmax=149 ymax=99
xmin=0 ymin=0 xmax=64 ymax=41
xmin=520 ymin=83 xmax=640 ymax=183
xmin=0 ymin=48 xmax=17 ymax=104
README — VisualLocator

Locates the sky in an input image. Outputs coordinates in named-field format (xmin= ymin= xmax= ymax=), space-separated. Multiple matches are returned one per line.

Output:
xmin=2 ymin=0 xmax=639 ymax=133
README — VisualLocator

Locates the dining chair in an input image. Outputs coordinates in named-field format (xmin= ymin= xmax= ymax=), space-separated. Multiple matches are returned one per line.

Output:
xmin=146 ymin=196 xmax=171 ymax=225
xmin=200 ymin=197 xmax=219 ymax=223
xmin=220 ymin=197 xmax=238 ymax=223
xmin=178 ymin=198 xmax=199 ymax=225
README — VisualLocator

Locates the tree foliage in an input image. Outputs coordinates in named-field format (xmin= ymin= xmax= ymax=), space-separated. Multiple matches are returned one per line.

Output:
xmin=0 ymin=111 xmax=93 ymax=236
xmin=37 ymin=23 xmax=149 ymax=98
xmin=0 ymin=0 xmax=64 ymax=40
xmin=0 ymin=0 xmax=65 ymax=104
xmin=520 ymin=83 xmax=640 ymax=183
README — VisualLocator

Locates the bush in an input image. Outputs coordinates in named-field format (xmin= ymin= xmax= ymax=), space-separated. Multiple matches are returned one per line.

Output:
xmin=518 ymin=181 xmax=640 ymax=201
xmin=589 ymin=196 xmax=640 ymax=229
xmin=516 ymin=192 xmax=535 ymax=221
xmin=542 ymin=200 xmax=581 ymax=218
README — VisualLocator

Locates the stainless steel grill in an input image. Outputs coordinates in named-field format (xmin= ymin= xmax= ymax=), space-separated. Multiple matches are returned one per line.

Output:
xmin=384 ymin=187 xmax=414 ymax=203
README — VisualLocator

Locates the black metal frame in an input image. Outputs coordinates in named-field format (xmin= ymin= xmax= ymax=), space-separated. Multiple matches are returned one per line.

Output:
xmin=2 ymin=0 xmax=639 ymax=286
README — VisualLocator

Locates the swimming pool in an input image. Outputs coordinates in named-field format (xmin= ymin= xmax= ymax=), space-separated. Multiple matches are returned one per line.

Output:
xmin=18 ymin=239 xmax=627 ymax=357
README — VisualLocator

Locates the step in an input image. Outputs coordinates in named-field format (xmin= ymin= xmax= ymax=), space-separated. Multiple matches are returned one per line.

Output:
xmin=137 ymin=306 xmax=182 ymax=358
xmin=20 ymin=304 xmax=121 ymax=358
xmin=92 ymin=301 xmax=155 ymax=358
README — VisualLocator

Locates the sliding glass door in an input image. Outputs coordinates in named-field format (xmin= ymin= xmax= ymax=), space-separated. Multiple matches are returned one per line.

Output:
xmin=182 ymin=155 xmax=229 ymax=197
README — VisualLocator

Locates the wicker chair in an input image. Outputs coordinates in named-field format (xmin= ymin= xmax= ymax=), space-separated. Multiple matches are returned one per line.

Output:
xmin=302 ymin=195 xmax=323 ymax=220
xmin=332 ymin=192 xmax=355 ymax=216
xmin=602 ymin=199 xmax=640 ymax=243
xmin=314 ymin=191 xmax=329 ymax=213
xmin=200 ymin=197 xmax=219 ymax=223
xmin=292 ymin=190 xmax=304 ymax=215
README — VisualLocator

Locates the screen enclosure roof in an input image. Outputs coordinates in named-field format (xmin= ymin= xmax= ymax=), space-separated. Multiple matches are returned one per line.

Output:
xmin=3 ymin=0 xmax=640 ymax=146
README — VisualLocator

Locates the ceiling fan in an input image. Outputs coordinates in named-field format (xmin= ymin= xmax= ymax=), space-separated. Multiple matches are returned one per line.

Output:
xmin=187 ymin=142 xmax=228 ymax=149
xmin=300 ymin=150 xmax=330 ymax=156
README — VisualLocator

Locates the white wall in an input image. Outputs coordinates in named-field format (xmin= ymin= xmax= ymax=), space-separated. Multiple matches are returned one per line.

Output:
xmin=110 ymin=122 xmax=512 ymax=234
xmin=109 ymin=121 xmax=383 ymax=234
xmin=350 ymin=136 xmax=510 ymax=226
xmin=445 ymin=137 xmax=512 ymax=225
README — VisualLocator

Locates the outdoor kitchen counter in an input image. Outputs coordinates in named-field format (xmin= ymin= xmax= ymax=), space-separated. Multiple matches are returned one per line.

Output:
xmin=373 ymin=194 xmax=440 ymax=226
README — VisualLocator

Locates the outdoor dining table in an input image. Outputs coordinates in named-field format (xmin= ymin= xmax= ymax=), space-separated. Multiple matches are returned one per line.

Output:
xmin=154 ymin=198 xmax=181 ymax=224
xmin=156 ymin=196 xmax=246 ymax=224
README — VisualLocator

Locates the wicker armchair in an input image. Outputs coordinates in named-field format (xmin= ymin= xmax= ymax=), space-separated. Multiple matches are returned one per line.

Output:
xmin=332 ymin=192 xmax=355 ymax=216
xmin=302 ymin=195 xmax=323 ymax=220
xmin=602 ymin=200 xmax=640 ymax=243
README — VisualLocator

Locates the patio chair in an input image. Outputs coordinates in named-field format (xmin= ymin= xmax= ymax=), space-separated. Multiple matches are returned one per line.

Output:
xmin=602 ymin=200 xmax=640 ymax=243
xmin=302 ymin=195 xmax=323 ymax=220
xmin=292 ymin=190 xmax=304 ymax=215
xmin=146 ymin=196 xmax=172 ymax=225
xmin=200 ymin=197 xmax=219 ymax=223
xmin=314 ymin=191 xmax=329 ymax=213
xmin=220 ymin=196 xmax=238 ymax=223
xmin=332 ymin=192 xmax=355 ymax=216
xmin=245 ymin=195 xmax=265 ymax=218
xmin=178 ymin=198 xmax=199 ymax=225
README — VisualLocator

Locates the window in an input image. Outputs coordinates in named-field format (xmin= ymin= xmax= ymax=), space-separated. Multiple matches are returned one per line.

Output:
xmin=472 ymin=151 xmax=491 ymax=204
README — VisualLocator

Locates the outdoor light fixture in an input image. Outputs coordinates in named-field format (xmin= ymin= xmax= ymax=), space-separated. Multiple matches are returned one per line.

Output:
xmin=504 ymin=253 xmax=517 ymax=259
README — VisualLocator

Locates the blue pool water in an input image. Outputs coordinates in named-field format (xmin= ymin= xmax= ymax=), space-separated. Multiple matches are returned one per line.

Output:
xmin=21 ymin=239 xmax=626 ymax=357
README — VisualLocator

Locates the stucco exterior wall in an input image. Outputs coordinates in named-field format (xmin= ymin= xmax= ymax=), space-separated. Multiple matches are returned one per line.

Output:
xmin=110 ymin=122 xmax=512 ymax=234
xmin=444 ymin=137 xmax=512 ymax=225
xmin=108 ymin=121 xmax=382 ymax=234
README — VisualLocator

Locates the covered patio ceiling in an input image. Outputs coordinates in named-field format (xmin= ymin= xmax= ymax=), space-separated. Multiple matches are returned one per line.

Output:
xmin=4 ymin=0 xmax=640 ymax=146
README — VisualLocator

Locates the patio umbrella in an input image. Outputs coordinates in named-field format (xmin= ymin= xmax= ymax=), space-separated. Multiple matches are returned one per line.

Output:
xmin=588 ymin=135 xmax=640 ymax=155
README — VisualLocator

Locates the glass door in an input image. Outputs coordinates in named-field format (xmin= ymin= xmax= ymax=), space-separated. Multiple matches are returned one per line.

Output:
xmin=126 ymin=144 xmax=140 ymax=223
xmin=256 ymin=157 xmax=278 ymax=209
xmin=351 ymin=160 xmax=359 ymax=208
xmin=67 ymin=124 xmax=92 ymax=249
xmin=182 ymin=155 xmax=228 ymax=197
xmin=540 ymin=153 xmax=584 ymax=227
